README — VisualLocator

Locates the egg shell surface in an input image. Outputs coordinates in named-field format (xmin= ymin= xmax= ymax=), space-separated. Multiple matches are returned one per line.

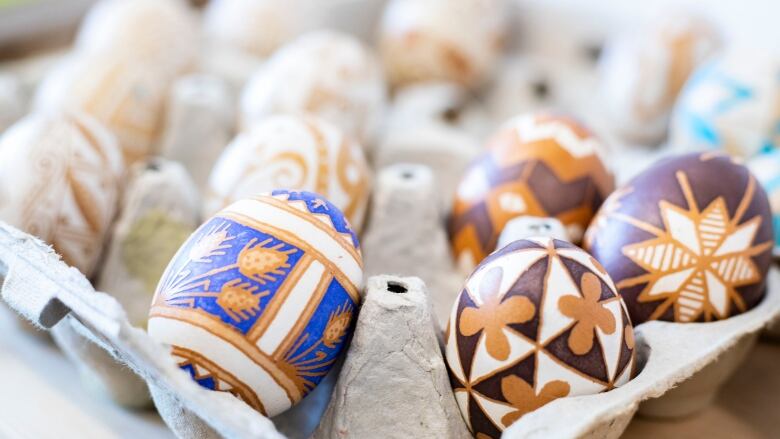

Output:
xmin=449 ymin=113 xmax=614 ymax=272
xmin=670 ymin=49 xmax=780 ymax=158
xmin=148 ymin=190 xmax=363 ymax=417
xmin=0 ymin=111 xmax=123 ymax=276
xmin=585 ymin=152 xmax=774 ymax=324
xmin=205 ymin=115 xmax=371 ymax=232
xmin=445 ymin=237 xmax=636 ymax=438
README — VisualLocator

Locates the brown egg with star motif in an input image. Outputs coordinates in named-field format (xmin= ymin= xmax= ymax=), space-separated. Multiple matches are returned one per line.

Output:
xmin=445 ymin=237 xmax=636 ymax=438
xmin=584 ymin=152 xmax=774 ymax=324
xmin=448 ymin=113 xmax=614 ymax=273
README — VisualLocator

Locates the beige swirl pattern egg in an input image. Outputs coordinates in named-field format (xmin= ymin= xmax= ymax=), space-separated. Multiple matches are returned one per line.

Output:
xmin=0 ymin=112 xmax=124 ymax=276
xmin=205 ymin=115 xmax=372 ymax=232
xmin=240 ymin=30 xmax=386 ymax=145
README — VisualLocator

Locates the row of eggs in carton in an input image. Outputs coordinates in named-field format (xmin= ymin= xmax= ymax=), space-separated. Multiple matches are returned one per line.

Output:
xmin=0 ymin=0 xmax=778 ymax=438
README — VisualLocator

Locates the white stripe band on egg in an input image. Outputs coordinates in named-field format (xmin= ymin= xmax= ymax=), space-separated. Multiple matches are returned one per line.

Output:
xmin=148 ymin=316 xmax=293 ymax=415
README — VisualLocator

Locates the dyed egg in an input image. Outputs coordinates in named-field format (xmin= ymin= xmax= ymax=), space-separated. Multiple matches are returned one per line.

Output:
xmin=205 ymin=115 xmax=371 ymax=231
xmin=34 ymin=53 xmax=173 ymax=165
xmin=204 ymin=0 xmax=308 ymax=58
xmin=148 ymin=190 xmax=363 ymax=417
xmin=0 ymin=112 xmax=123 ymax=276
xmin=379 ymin=0 xmax=507 ymax=89
xmin=240 ymin=30 xmax=386 ymax=145
xmin=75 ymin=0 xmax=198 ymax=76
xmin=585 ymin=152 xmax=774 ymax=324
xmin=449 ymin=113 xmax=614 ymax=272
xmin=670 ymin=49 xmax=780 ymax=157
xmin=445 ymin=238 xmax=636 ymax=438
xmin=600 ymin=13 xmax=721 ymax=143
xmin=747 ymin=149 xmax=780 ymax=256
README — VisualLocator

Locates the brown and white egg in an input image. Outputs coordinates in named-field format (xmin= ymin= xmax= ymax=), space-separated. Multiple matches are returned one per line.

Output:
xmin=448 ymin=113 xmax=614 ymax=273
xmin=74 ymin=0 xmax=198 ymax=77
xmin=148 ymin=190 xmax=363 ymax=417
xmin=670 ymin=48 xmax=780 ymax=158
xmin=240 ymin=30 xmax=386 ymax=146
xmin=378 ymin=0 xmax=508 ymax=89
xmin=205 ymin=114 xmax=372 ymax=233
xmin=599 ymin=13 xmax=721 ymax=144
xmin=34 ymin=53 xmax=173 ymax=165
xmin=0 ymin=111 xmax=124 ymax=276
xmin=445 ymin=238 xmax=636 ymax=438
xmin=585 ymin=152 xmax=774 ymax=325
xmin=34 ymin=0 xmax=197 ymax=165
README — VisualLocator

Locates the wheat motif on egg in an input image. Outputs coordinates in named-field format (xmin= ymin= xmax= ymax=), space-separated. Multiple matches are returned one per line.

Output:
xmin=148 ymin=190 xmax=363 ymax=417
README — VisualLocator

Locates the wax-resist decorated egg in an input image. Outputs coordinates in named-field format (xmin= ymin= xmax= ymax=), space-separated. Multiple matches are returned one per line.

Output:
xmin=205 ymin=115 xmax=371 ymax=232
xmin=379 ymin=0 xmax=507 ymax=89
xmin=445 ymin=238 xmax=636 ymax=438
xmin=148 ymin=190 xmax=363 ymax=417
xmin=203 ymin=0 xmax=309 ymax=59
xmin=75 ymin=0 xmax=198 ymax=76
xmin=600 ymin=13 xmax=721 ymax=143
xmin=0 ymin=112 xmax=123 ymax=276
xmin=585 ymin=152 xmax=774 ymax=324
xmin=34 ymin=53 xmax=174 ymax=165
xmin=449 ymin=114 xmax=614 ymax=272
xmin=240 ymin=30 xmax=386 ymax=145
xmin=670 ymin=49 xmax=780 ymax=157
xmin=747 ymin=149 xmax=780 ymax=256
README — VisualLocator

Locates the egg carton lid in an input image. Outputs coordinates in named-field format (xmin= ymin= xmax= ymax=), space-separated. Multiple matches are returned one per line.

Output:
xmin=2 ymin=215 xmax=780 ymax=438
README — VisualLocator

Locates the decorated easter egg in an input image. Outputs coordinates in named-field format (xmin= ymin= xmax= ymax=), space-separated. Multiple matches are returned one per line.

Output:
xmin=34 ymin=53 xmax=174 ymax=165
xmin=379 ymin=0 xmax=507 ymax=89
xmin=203 ymin=0 xmax=308 ymax=58
xmin=449 ymin=113 xmax=614 ymax=272
xmin=240 ymin=30 xmax=386 ymax=145
xmin=747 ymin=149 xmax=780 ymax=256
xmin=205 ymin=115 xmax=372 ymax=231
xmin=148 ymin=190 xmax=363 ymax=417
xmin=445 ymin=237 xmax=636 ymax=438
xmin=585 ymin=152 xmax=774 ymax=324
xmin=600 ymin=13 xmax=721 ymax=143
xmin=670 ymin=49 xmax=780 ymax=157
xmin=75 ymin=0 xmax=198 ymax=76
xmin=0 ymin=112 xmax=123 ymax=276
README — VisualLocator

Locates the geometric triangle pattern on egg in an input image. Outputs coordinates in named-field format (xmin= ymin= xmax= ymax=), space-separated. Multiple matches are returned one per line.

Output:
xmin=148 ymin=190 xmax=363 ymax=417
xmin=448 ymin=114 xmax=615 ymax=272
xmin=445 ymin=238 xmax=636 ymax=439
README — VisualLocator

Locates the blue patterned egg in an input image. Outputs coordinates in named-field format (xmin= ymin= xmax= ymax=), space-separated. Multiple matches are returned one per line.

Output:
xmin=748 ymin=149 xmax=780 ymax=256
xmin=148 ymin=190 xmax=362 ymax=416
xmin=670 ymin=49 xmax=780 ymax=158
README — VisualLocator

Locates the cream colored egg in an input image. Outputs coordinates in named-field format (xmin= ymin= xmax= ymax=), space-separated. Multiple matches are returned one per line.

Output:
xmin=0 ymin=112 xmax=123 ymax=276
xmin=240 ymin=30 xmax=386 ymax=145
xmin=75 ymin=0 xmax=198 ymax=76
xmin=601 ymin=13 xmax=721 ymax=144
xmin=379 ymin=0 xmax=508 ymax=89
xmin=34 ymin=53 xmax=173 ymax=165
xmin=205 ymin=115 xmax=371 ymax=232
xmin=203 ymin=0 xmax=309 ymax=59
